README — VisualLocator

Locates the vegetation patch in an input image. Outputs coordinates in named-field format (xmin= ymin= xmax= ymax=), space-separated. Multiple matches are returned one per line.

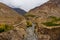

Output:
xmin=42 ymin=22 xmax=60 ymax=26
xmin=0 ymin=24 xmax=13 ymax=33
xmin=42 ymin=16 xmax=60 ymax=26
xmin=49 ymin=16 xmax=60 ymax=22
xmin=26 ymin=21 xmax=32 ymax=27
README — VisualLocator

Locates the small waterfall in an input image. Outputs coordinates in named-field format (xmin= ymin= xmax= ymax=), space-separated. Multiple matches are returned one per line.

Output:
xmin=24 ymin=23 xmax=38 ymax=40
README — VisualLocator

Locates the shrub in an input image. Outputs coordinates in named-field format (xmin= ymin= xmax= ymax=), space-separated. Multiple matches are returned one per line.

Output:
xmin=49 ymin=16 xmax=57 ymax=19
xmin=0 ymin=24 xmax=13 ymax=33
xmin=26 ymin=21 xmax=32 ymax=27
xmin=42 ymin=16 xmax=60 ymax=26
xmin=49 ymin=16 xmax=60 ymax=22
xmin=42 ymin=22 xmax=60 ymax=26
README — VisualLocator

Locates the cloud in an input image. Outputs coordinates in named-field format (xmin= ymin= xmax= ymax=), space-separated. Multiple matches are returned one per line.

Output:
xmin=0 ymin=0 xmax=49 ymax=12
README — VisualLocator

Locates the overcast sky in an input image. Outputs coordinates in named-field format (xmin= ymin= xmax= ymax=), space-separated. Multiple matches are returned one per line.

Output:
xmin=0 ymin=0 xmax=49 ymax=12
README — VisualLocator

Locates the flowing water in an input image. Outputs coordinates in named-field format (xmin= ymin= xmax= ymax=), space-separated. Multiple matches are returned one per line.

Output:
xmin=24 ymin=23 xmax=38 ymax=40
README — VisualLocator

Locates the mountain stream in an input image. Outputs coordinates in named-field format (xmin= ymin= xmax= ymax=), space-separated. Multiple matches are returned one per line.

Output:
xmin=24 ymin=23 xmax=38 ymax=40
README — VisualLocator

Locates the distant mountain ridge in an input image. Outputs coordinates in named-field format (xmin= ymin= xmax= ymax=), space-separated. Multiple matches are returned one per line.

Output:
xmin=13 ymin=8 xmax=26 ymax=15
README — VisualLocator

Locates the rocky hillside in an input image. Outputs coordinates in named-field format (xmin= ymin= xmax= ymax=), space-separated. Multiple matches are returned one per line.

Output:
xmin=0 ymin=3 xmax=27 ymax=40
xmin=25 ymin=0 xmax=60 ymax=40
xmin=1 ymin=0 xmax=60 ymax=40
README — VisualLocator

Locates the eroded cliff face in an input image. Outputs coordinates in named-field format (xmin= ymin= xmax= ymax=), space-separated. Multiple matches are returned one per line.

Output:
xmin=25 ymin=0 xmax=60 ymax=40
xmin=0 ymin=3 xmax=27 ymax=40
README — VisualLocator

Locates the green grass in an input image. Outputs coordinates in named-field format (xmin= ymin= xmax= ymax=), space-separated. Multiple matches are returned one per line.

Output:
xmin=42 ymin=22 xmax=60 ymax=26
xmin=0 ymin=24 xmax=13 ymax=33
xmin=42 ymin=16 xmax=60 ymax=26
xmin=49 ymin=16 xmax=57 ymax=19
xmin=49 ymin=16 xmax=60 ymax=22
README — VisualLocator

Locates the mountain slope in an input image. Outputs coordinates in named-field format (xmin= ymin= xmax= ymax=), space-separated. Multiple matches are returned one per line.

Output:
xmin=25 ymin=0 xmax=60 ymax=40
xmin=0 ymin=3 xmax=25 ymax=25
xmin=0 ymin=3 xmax=27 ymax=40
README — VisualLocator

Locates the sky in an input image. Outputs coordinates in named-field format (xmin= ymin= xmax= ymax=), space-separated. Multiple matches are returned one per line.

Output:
xmin=0 ymin=0 xmax=49 ymax=12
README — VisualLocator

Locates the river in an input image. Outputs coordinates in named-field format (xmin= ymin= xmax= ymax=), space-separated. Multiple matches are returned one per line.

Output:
xmin=24 ymin=23 xmax=38 ymax=40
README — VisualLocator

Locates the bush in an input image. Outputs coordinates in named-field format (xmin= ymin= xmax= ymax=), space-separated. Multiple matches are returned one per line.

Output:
xmin=0 ymin=24 xmax=13 ymax=33
xmin=42 ymin=16 xmax=60 ymax=26
xmin=49 ymin=16 xmax=60 ymax=22
xmin=49 ymin=16 xmax=57 ymax=19
xmin=42 ymin=22 xmax=60 ymax=26
xmin=26 ymin=21 xmax=32 ymax=27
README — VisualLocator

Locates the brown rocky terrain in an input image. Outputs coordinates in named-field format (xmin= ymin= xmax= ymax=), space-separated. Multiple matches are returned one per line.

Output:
xmin=0 ymin=3 xmax=27 ymax=40
xmin=25 ymin=0 xmax=60 ymax=40
xmin=1 ymin=0 xmax=60 ymax=40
